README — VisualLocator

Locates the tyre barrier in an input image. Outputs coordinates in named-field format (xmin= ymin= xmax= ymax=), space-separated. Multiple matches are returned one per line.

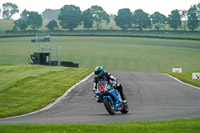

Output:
xmin=50 ymin=61 xmax=79 ymax=68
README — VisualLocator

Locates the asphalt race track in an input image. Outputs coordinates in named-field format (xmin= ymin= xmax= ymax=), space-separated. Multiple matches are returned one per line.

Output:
xmin=1 ymin=72 xmax=200 ymax=123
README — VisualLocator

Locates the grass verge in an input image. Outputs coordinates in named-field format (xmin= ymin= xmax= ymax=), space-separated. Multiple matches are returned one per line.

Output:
xmin=0 ymin=64 xmax=92 ymax=118
xmin=0 ymin=37 xmax=200 ymax=72
xmin=0 ymin=119 xmax=200 ymax=133
xmin=167 ymin=70 xmax=200 ymax=87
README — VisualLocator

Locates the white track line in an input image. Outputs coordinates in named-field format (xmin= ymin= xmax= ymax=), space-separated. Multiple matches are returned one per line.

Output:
xmin=0 ymin=72 xmax=93 ymax=121
xmin=165 ymin=73 xmax=200 ymax=90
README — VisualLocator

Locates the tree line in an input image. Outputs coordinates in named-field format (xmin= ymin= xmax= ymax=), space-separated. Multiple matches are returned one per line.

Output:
xmin=0 ymin=2 xmax=200 ymax=31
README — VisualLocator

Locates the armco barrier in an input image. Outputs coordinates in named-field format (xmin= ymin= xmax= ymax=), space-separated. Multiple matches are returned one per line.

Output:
xmin=0 ymin=30 xmax=200 ymax=41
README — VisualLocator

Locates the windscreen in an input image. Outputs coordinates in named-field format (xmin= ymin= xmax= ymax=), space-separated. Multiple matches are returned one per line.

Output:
xmin=97 ymin=81 xmax=107 ymax=89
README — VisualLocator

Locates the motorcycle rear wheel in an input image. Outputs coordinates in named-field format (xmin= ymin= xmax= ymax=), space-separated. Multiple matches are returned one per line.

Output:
xmin=103 ymin=97 xmax=115 ymax=115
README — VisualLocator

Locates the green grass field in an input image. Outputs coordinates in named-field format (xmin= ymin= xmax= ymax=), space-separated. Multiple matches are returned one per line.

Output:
xmin=0 ymin=119 xmax=200 ymax=133
xmin=0 ymin=36 xmax=200 ymax=132
xmin=0 ymin=64 xmax=92 ymax=118
xmin=0 ymin=36 xmax=200 ymax=72
xmin=0 ymin=20 xmax=15 ymax=31
xmin=0 ymin=19 xmax=49 ymax=31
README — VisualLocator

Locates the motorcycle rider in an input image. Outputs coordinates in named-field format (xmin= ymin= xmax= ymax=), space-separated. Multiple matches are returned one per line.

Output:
xmin=93 ymin=66 xmax=127 ymax=104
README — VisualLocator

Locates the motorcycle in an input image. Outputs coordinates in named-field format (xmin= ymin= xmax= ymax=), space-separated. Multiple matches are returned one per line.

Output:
xmin=94 ymin=80 xmax=129 ymax=115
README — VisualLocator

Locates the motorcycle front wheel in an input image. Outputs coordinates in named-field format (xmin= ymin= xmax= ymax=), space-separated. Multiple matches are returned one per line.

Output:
xmin=103 ymin=97 xmax=115 ymax=115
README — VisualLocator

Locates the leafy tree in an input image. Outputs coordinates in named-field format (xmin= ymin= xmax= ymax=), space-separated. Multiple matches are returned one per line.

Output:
xmin=13 ymin=18 xmax=28 ymax=30
xmin=2 ymin=2 xmax=19 ymax=20
xmin=46 ymin=20 xmax=58 ymax=30
xmin=197 ymin=3 xmax=200 ymax=20
xmin=82 ymin=9 xmax=94 ymax=29
xmin=13 ymin=10 xmax=43 ymax=30
xmin=187 ymin=5 xmax=199 ymax=31
xmin=132 ymin=9 xmax=151 ymax=31
xmin=90 ymin=5 xmax=110 ymax=30
xmin=114 ymin=8 xmax=132 ymax=30
xmin=180 ymin=10 xmax=188 ymax=31
xmin=27 ymin=11 xmax=43 ymax=30
xmin=0 ymin=8 xmax=2 ymax=19
xmin=58 ymin=5 xmax=82 ymax=30
xmin=13 ymin=9 xmax=30 ymax=30
xmin=150 ymin=12 xmax=167 ymax=31
xmin=167 ymin=10 xmax=181 ymax=30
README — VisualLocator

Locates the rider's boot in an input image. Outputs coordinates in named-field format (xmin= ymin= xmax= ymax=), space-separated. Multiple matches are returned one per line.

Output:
xmin=121 ymin=92 xmax=127 ymax=105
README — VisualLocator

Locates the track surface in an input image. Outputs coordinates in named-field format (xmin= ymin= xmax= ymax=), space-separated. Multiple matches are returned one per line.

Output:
xmin=1 ymin=72 xmax=200 ymax=123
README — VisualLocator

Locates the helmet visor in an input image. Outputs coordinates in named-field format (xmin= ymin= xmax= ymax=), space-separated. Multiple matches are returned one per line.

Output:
xmin=95 ymin=71 xmax=101 ymax=75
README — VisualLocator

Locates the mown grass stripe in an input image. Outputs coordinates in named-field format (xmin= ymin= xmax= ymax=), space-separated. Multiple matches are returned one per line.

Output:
xmin=0 ymin=65 xmax=92 ymax=118
xmin=0 ymin=65 xmax=67 ymax=92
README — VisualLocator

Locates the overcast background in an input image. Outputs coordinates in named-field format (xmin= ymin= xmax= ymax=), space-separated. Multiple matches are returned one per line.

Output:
xmin=0 ymin=0 xmax=199 ymax=19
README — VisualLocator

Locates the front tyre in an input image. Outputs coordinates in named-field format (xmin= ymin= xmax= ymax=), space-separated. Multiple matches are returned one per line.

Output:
xmin=103 ymin=97 xmax=115 ymax=115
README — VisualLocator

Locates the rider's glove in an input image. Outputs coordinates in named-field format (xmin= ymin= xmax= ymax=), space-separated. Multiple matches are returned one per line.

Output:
xmin=112 ymin=79 xmax=118 ymax=88
xmin=113 ymin=83 xmax=117 ymax=88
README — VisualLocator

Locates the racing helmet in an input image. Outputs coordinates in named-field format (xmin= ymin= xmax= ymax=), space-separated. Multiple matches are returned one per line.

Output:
xmin=94 ymin=66 xmax=104 ymax=77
